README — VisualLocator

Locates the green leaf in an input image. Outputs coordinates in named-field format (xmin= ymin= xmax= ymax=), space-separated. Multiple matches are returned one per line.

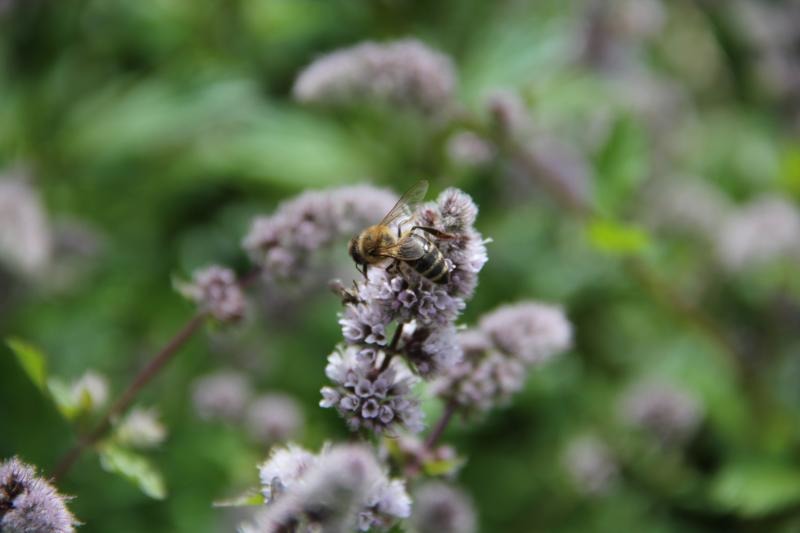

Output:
xmin=423 ymin=457 xmax=465 ymax=477
xmin=98 ymin=445 xmax=167 ymax=500
xmin=711 ymin=461 xmax=800 ymax=517
xmin=587 ymin=219 xmax=651 ymax=256
xmin=46 ymin=378 xmax=81 ymax=420
xmin=594 ymin=115 xmax=648 ymax=215
xmin=213 ymin=489 xmax=265 ymax=508
xmin=6 ymin=338 xmax=48 ymax=392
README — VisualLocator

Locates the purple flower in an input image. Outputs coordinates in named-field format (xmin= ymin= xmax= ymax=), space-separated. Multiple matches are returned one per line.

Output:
xmin=433 ymin=301 xmax=572 ymax=413
xmin=321 ymin=347 xmax=424 ymax=435
xmin=619 ymin=380 xmax=703 ymax=447
xmin=178 ymin=265 xmax=246 ymax=323
xmin=478 ymin=302 xmax=572 ymax=365
xmin=562 ymin=435 xmax=618 ymax=497
xmin=0 ymin=457 xmax=77 ymax=533
xmin=293 ymin=39 xmax=457 ymax=115
xmin=403 ymin=324 xmax=463 ymax=378
xmin=410 ymin=482 xmax=477 ymax=533
xmin=248 ymin=443 xmax=410 ymax=532
xmin=243 ymin=185 xmax=397 ymax=281
xmin=245 ymin=394 xmax=304 ymax=445
xmin=191 ymin=371 xmax=252 ymax=422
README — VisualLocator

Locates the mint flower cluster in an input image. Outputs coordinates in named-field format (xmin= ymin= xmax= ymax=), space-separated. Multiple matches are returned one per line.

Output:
xmin=322 ymin=188 xmax=488 ymax=435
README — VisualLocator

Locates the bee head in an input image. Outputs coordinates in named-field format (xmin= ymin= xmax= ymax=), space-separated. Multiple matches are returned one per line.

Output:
xmin=348 ymin=236 xmax=365 ymax=266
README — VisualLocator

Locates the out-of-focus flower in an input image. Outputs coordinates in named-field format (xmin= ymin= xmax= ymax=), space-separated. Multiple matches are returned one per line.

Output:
xmin=115 ymin=407 xmax=167 ymax=449
xmin=478 ymin=302 xmax=572 ymax=365
xmin=619 ymin=381 xmax=703 ymax=447
xmin=0 ymin=169 xmax=52 ymax=276
xmin=69 ymin=371 xmax=109 ymax=412
xmin=177 ymin=265 xmax=246 ymax=322
xmin=243 ymin=185 xmax=396 ymax=281
xmin=191 ymin=371 xmax=252 ymax=422
xmin=579 ymin=0 xmax=665 ymax=72
xmin=735 ymin=0 xmax=800 ymax=106
xmin=562 ymin=435 xmax=618 ymax=496
xmin=446 ymin=131 xmax=494 ymax=167
xmin=245 ymin=394 xmax=304 ymax=445
xmin=320 ymin=347 xmax=424 ymax=435
xmin=249 ymin=443 xmax=410 ymax=532
xmin=409 ymin=482 xmax=476 ymax=533
xmin=642 ymin=177 xmax=731 ymax=239
xmin=433 ymin=302 xmax=572 ymax=413
xmin=431 ymin=330 xmax=527 ymax=413
xmin=293 ymin=39 xmax=457 ymax=114
xmin=258 ymin=444 xmax=317 ymax=503
xmin=715 ymin=195 xmax=800 ymax=271
xmin=0 ymin=457 xmax=77 ymax=533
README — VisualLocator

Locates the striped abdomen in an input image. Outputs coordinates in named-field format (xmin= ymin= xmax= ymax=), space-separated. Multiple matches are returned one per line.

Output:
xmin=408 ymin=234 xmax=449 ymax=284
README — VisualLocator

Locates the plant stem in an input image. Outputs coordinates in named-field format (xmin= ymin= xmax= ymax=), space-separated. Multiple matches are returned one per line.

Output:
xmin=378 ymin=323 xmax=405 ymax=373
xmin=425 ymin=400 xmax=457 ymax=449
xmin=52 ymin=313 xmax=206 ymax=481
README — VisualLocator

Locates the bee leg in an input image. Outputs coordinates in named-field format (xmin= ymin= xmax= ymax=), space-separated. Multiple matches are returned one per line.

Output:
xmin=362 ymin=264 xmax=369 ymax=280
xmin=412 ymin=225 xmax=455 ymax=240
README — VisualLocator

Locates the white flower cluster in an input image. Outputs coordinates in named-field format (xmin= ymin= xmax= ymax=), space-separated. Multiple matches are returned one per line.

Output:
xmin=244 ymin=443 xmax=410 ymax=533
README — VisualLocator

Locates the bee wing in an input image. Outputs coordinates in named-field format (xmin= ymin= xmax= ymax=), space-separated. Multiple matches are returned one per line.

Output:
xmin=379 ymin=180 xmax=429 ymax=228
xmin=375 ymin=234 xmax=425 ymax=260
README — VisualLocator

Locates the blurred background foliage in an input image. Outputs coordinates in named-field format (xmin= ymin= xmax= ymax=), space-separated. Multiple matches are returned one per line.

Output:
xmin=1 ymin=0 xmax=800 ymax=531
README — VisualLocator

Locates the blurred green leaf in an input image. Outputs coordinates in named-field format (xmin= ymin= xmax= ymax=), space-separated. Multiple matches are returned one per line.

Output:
xmin=6 ymin=338 xmax=48 ymax=392
xmin=98 ymin=445 xmax=167 ymax=500
xmin=779 ymin=147 xmax=800 ymax=201
xmin=587 ymin=219 xmax=651 ymax=255
xmin=212 ymin=489 xmax=265 ymax=508
xmin=46 ymin=377 xmax=82 ymax=420
xmin=423 ymin=456 xmax=465 ymax=477
xmin=594 ymin=115 xmax=648 ymax=215
xmin=711 ymin=461 xmax=800 ymax=517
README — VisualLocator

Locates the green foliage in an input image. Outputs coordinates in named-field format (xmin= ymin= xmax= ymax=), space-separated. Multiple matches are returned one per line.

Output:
xmin=7 ymin=337 xmax=47 ymax=392
xmin=711 ymin=461 xmax=800 ymax=517
xmin=1 ymin=0 xmax=799 ymax=531
xmin=587 ymin=219 xmax=652 ymax=256
xmin=98 ymin=445 xmax=167 ymax=500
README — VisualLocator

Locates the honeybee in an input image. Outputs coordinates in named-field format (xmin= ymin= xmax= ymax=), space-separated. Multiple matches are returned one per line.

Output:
xmin=348 ymin=180 xmax=452 ymax=284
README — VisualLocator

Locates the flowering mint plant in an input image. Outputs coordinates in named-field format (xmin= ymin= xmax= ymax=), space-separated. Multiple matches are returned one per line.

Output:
xmin=321 ymin=187 xmax=489 ymax=436
xmin=214 ymin=181 xmax=571 ymax=531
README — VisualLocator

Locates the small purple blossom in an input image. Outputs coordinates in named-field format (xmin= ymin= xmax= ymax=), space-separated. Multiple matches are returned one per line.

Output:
xmin=257 ymin=444 xmax=317 ymax=503
xmin=191 ymin=371 xmax=252 ymax=422
xmin=563 ymin=435 xmax=618 ymax=497
xmin=249 ymin=443 xmax=410 ymax=532
xmin=410 ymin=482 xmax=477 ymax=533
xmin=245 ymin=394 xmax=304 ymax=445
xmin=178 ymin=265 xmax=246 ymax=322
xmin=619 ymin=380 xmax=704 ymax=447
xmin=402 ymin=324 xmax=463 ymax=378
xmin=293 ymin=39 xmax=457 ymax=114
xmin=321 ymin=347 xmax=424 ymax=435
xmin=446 ymin=131 xmax=494 ymax=167
xmin=0 ymin=457 xmax=77 ymax=533
xmin=478 ymin=302 xmax=572 ymax=365
xmin=432 ymin=334 xmax=527 ymax=413
xmin=433 ymin=301 xmax=572 ymax=413
xmin=715 ymin=195 xmax=800 ymax=272
xmin=243 ymin=185 xmax=396 ymax=281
